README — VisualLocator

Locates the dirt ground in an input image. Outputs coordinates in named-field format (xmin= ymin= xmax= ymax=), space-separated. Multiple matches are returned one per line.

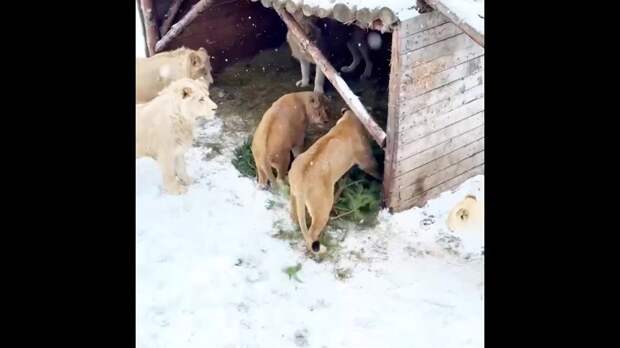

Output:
xmin=207 ymin=42 xmax=390 ymax=151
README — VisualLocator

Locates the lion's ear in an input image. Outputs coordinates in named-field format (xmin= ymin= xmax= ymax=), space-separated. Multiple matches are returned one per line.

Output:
xmin=189 ymin=53 xmax=202 ymax=67
xmin=182 ymin=87 xmax=193 ymax=99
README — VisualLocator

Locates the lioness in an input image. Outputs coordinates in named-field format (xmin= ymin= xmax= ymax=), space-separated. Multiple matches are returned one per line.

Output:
xmin=288 ymin=108 xmax=381 ymax=253
xmin=251 ymin=91 xmax=330 ymax=189
xmin=136 ymin=78 xmax=217 ymax=194
xmin=286 ymin=10 xmax=327 ymax=94
xmin=136 ymin=47 xmax=213 ymax=103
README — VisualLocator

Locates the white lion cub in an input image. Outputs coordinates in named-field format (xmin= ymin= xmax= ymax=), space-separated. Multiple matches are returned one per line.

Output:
xmin=136 ymin=78 xmax=217 ymax=194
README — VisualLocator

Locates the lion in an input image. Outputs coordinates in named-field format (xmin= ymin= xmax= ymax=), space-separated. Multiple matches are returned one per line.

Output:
xmin=136 ymin=47 xmax=213 ymax=103
xmin=288 ymin=108 xmax=381 ymax=254
xmin=136 ymin=78 xmax=217 ymax=194
xmin=286 ymin=10 xmax=327 ymax=94
xmin=251 ymin=91 xmax=330 ymax=189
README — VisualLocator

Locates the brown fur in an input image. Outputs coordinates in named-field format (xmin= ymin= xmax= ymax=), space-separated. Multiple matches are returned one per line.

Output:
xmin=136 ymin=47 xmax=213 ymax=103
xmin=251 ymin=92 xmax=330 ymax=189
xmin=288 ymin=109 xmax=381 ymax=253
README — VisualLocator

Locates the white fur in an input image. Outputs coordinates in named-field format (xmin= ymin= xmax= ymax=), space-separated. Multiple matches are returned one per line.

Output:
xmin=136 ymin=78 xmax=217 ymax=195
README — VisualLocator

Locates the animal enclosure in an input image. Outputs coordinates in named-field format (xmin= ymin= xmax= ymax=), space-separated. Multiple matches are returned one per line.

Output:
xmin=137 ymin=0 xmax=485 ymax=213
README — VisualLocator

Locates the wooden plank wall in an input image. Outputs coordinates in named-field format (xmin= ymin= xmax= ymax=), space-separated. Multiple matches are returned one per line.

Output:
xmin=384 ymin=10 xmax=484 ymax=212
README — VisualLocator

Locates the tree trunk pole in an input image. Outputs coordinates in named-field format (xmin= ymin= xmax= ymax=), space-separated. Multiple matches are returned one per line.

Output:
xmin=139 ymin=0 xmax=160 ymax=56
xmin=155 ymin=0 xmax=215 ymax=53
xmin=159 ymin=0 xmax=186 ymax=36
xmin=277 ymin=8 xmax=387 ymax=147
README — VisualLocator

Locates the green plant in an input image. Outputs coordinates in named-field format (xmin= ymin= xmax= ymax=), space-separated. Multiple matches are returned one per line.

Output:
xmin=283 ymin=263 xmax=303 ymax=283
xmin=231 ymin=136 xmax=257 ymax=178
xmin=332 ymin=174 xmax=382 ymax=225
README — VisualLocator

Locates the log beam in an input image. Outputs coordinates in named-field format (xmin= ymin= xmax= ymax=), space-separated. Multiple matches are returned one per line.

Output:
xmin=277 ymin=8 xmax=387 ymax=147
xmin=139 ymin=0 xmax=160 ymax=56
xmin=155 ymin=0 xmax=215 ymax=53
xmin=159 ymin=0 xmax=186 ymax=37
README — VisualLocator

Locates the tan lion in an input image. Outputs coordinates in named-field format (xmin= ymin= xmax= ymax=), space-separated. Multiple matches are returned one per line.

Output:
xmin=251 ymin=91 xmax=330 ymax=189
xmin=288 ymin=108 xmax=381 ymax=253
xmin=136 ymin=78 xmax=217 ymax=194
xmin=136 ymin=47 xmax=213 ymax=103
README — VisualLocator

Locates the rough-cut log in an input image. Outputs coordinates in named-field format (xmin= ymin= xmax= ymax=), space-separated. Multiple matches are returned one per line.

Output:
xmin=155 ymin=0 xmax=215 ymax=53
xmin=139 ymin=0 xmax=160 ymax=56
xmin=277 ymin=8 xmax=387 ymax=147
xmin=424 ymin=0 xmax=484 ymax=47
xmin=159 ymin=0 xmax=185 ymax=37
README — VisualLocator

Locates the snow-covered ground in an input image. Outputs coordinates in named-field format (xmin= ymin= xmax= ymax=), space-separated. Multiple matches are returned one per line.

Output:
xmin=136 ymin=120 xmax=484 ymax=348
xmin=135 ymin=5 xmax=484 ymax=347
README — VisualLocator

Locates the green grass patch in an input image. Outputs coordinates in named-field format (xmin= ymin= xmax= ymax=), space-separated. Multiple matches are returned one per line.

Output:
xmin=283 ymin=263 xmax=303 ymax=283
xmin=231 ymin=136 xmax=256 ymax=178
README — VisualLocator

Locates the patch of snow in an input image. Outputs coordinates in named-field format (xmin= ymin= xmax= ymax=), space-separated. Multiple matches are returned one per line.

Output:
xmin=440 ymin=0 xmax=485 ymax=35
xmin=136 ymin=115 xmax=484 ymax=347
xmin=136 ymin=2 xmax=146 ymax=58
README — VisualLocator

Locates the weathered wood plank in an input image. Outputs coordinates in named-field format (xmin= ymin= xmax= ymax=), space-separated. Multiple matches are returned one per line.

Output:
xmin=398 ymin=111 xmax=484 ymax=161
xmin=277 ymin=8 xmax=387 ymax=146
xmin=139 ymin=0 xmax=160 ymax=56
xmin=400 ymin=11 xmax=450 ymax=38
xmin=400 ymin=70 xmax=483 ymax=116
xmin=399 ymin=83 xmax=483 ymax=132
xmin=398 ymin=150 xmax=484 ymax=201
xmin=393 ymin=164 xmax=484 ymax=212
xmin=400 ymin=96 xmax=484 ymax=145
xmin=401 ymin=55 xmax=484 ymax=98
xmin=400 ymin=22 xmax=462 ymax=55
xmin=383 ymin=28 xmax=404 ymax=210
xmin=402 ymin=33 xmax=478 ymax=68
xmin=401 ymin=43 xmax=483 ymax=91
xmin=394 ymin=137 xmax=484 ymax=188
xmin=425 ymin=0 xmax=484 ymax=47
xmin=396 ymin=124 xmax=483 ymax=177
xmin=159 ymin=0 xmax=186 ymax=36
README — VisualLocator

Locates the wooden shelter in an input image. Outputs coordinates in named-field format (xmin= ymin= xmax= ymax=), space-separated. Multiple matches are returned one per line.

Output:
xmin=137 ymin=0 xmax=485 ymax=212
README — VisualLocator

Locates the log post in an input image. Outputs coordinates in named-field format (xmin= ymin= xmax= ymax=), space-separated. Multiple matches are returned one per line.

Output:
xmin=159 ymin=0 xmax=186 ymax=36
xmin=139 ymin=0 xmax=160 ymax=56
xmin=155 ymin=0 xmax=215 ymax=53
xmin=277 ymin=8 xmax=387 ymax=147
xmin=423 ymin=0 xmax=484 ymax=47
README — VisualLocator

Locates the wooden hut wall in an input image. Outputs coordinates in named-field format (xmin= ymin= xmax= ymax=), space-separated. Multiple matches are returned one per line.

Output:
xmin=384 ymin=10 xmax=485 ymax=212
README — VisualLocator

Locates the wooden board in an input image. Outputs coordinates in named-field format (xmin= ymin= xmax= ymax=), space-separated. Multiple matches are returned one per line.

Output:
xmin=398 ymin=83 xmax=483 ymax=134
xmin=402 ymin=33 xmax=478 ymax=68
xmin=401 ymin=55 xmax=484 ymax=98
xmin=425 ymin=0 xmax=484 ymax=47
xmin=394 ymin=137 xmax=484 ymax=188
xmin=400 ymin=22 xmax=462 ymax=55
xmin=393 ymin=164 xmax=484 ymax=211
xmin=401 ymin=42 xmax=484 ymax=87
xmin=399 ymin=96 xmax=484 ymax=145
xmin=396 ymin=124 xmax=484 ymax=178
xmin=397 ymin=150 xmax=484 ymax=201
xmin=383 ymin=12 xmax=484 ymax=212
xmin=400 ymin=11 xmax=450 ymax=38
xmin=383 ymin=28 xmax=404 ymax=209
xmin=398 ymin=111 xmax=484 ymax=161
xmin=399 ymin=71 xmax=483 ymax=119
